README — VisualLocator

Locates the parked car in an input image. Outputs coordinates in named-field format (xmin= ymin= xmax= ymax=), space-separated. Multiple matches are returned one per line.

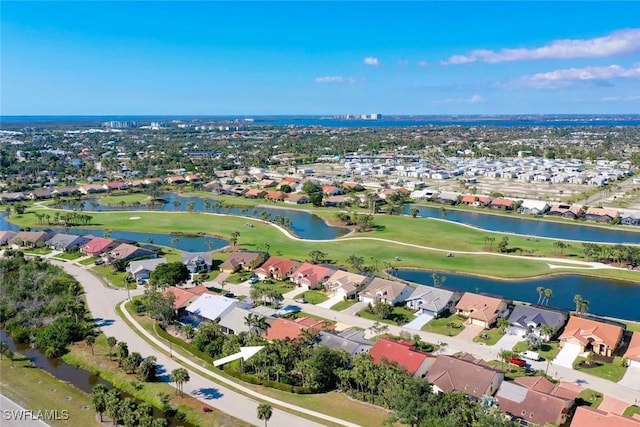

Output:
xmin=294 ymin=297 xmax=307 ymax=304
xmin=520 ymin=351 xmax=541 ymax=361
xmin=508 ymin=357 xmax=527 ymax=367
xmin=223 ymin=292 xmax=235 ymax=298
xmin=273 ymin=305 xmax=301 ymax=317
xmin=248 ymin=276 xmax=259 ymax=284
xmin=94 ymin=259 xmax=105 ymax=265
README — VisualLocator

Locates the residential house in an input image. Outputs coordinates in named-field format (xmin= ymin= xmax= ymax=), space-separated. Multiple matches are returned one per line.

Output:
xmin=243 ymin=188 xmax=267 ymax=199
xmin=78 ymin=184 xmax=108 ymax=194
xmin=263 ymin=317 xmax=329 ymax=341
xmin=507 ymin=305 xmax=567 ymax=340
xmin=358 ymin=277 xmax=412 ymax=305
xmin=584 ymin=207 xmax=620 ymax=223
xmin=323 ymin=195 xmax=352 ymax=207
xmin=165 ymin=175 xmax=186 ymax=184
xmin=45 ymin=233 xmax=92 ymax=252
xmin=81 ymin=237 xmax=117 ymax=256
xmin=185 ymin=294 xmax=240 ymax=323
xmin=254 ymin=256 xmax=301 ymax=281
xmin=109 ymin=243 xmax=155 ymax=262
xmin=548 ymin=203 xmax=584 ymax=219
xmin=489 ymin=198 xmax=515 ymax=211
xmin=0 ymin=192 xmax=25 ymax=202
xmin=621 ymin=212 xmax=640 ymax=226
xmin=51 ymin=187 xmax=77 ymax=197
xmin=624 ymin=331 xmax=640 ymax=368
xmin=324 ymin=271 xmax=368 ymax=300
xmin=181 ymin=251 xmax=213 ymax=273
xmin=517 ymin=199 xmax=550 ymax=215
xmin=0 ymin=231 xmax=16 ymax=246
xmin=259 ymin=179 xmax=277 ymax=188
xmin=218 ymin=307 xmax=254 ymax=335
xmin=290 ymin=263 xmax=336 ymax=290
xmin=460 ymin=195 xmax=491 ymax=207
xmin=106 ymin=181 xmax=128 ymax=191
xmin=10 ymin=231 xmax=54 ymax=247
xmin=318 ymin=329 xmax=372 ymax=356
xmin=434 ymin=191 xmax=461 ymax=205
xmin=455 ymin=292 xmax=509 ymax=328
xmin=164 ymin=285 xmax=212 ymax=313
xmin=405 ymin=286 xmax=461 ymax=318
xmin=218 ymin=251 xmax=266 ymax=273
xmin=264 ymin=191 xmax=286 ymax=202
xmin=128 ymin=257 xmax=167 ymax=282
xmin=284 ymin=193 xmax=310 ymax=205
xmin=558 ymin=316 xmax=624 ymax=357
xmin=369 ymin=338 xmax=435 ymax=378
xmin=321 ymin=185 xmax=344 ymax=196
xmin=27 ymin=188 xmax=53 ymax=200
xmin=426 ymin=353 xmax=504 ymax=399
xmin=184 ymin=174 xmax=202 ymax=183
xmin=496 ymin=379 xmax=576 ymax=426
xmin=570 ymin=406 xmax=640 ymax=427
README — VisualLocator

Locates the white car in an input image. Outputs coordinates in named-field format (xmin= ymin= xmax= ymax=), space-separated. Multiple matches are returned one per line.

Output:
xmin=520 ymin=350 xmax=541 ymax=361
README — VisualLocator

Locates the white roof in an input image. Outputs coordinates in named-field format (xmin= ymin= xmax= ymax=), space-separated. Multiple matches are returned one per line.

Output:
xmin=186 ymin=294 xmax=237 ymax=321
xmin=128 ymin=257 xmax=167 ymax=275
xmin=520 ymin=199 xmax=549 ymax=210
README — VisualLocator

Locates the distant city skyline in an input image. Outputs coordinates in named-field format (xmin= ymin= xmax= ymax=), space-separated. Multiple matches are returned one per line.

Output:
xmin=2 ymin=1 xmax=639 ymax=115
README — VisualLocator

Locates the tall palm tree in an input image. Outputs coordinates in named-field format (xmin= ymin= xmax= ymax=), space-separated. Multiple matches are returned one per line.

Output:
xmin=573 ymin=294 xmax=583 ymax=314
xmin=257 ymin=403 xmax=273 ymax=427
xmin=580 ymin=300 xmax=590 ymax=317
xmin=170 ymin=368 xmax=190 ymax=396
xmin=539 ymin=325 xmax=555 ymax=342
xmin=536 ymin=286 xmax=545 ymax=305
xmin=543 ymin=288 xmax=553 ymax=306
xmin=498 ymin=349 xmax=512 ymax=371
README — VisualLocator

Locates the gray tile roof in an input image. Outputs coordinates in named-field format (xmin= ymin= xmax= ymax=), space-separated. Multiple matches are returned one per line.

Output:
xmin=508 ymin=305 xmax=567 ymax=331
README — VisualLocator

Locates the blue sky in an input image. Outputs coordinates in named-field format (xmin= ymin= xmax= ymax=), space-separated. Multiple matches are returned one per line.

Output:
xmin=2 ymin=1 xmax=639 ymax=115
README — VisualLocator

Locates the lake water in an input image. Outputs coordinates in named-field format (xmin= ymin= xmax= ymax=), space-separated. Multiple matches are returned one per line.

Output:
xmin=395 ymin=269 xmax=640 ymax=321
xmin=403 ymin=205 xmax=640 ymax=245
xmin=62 ymin=192 xmax=349 ymax=240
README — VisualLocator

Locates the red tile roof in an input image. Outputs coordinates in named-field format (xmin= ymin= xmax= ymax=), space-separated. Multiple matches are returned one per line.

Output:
xmin=263 ymin=317 xmax=326 ymax=341
xmin=559 ymin=316 xmax=624 ymax=350
xmin=82 ymin=237 xmax=115 ymax=254
xmin=369 ymin=338 xmax=429 ymax=375
xmin=571 ymin=406 xmax=640 ymax=427
xmin=625 ymin=331 xmax=640 ymax=363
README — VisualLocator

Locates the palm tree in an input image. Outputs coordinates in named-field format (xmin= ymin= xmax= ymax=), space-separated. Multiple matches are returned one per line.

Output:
xmin=539 ymin=325 xmax=555 ymax=342
xmin=91 ymin=384 xmax=108 ymax=422
xmin=257 ymin=403 xmax=273 ymax=427
xmin=498 ymin=349 xmax=512 ymax=371
xmin=573 ymin=294 xmax=583 ymax=315
xmin=543 ymin=288 xmax=553 ymax=306
xmin=170 ymin=368 xmax=190 ymax=396
xmin=483 ymin=236 xmax=495 ymax=252
xmin=107 ymin=336 xmax=117 ymax=360
xmin=497 ymin=317 xmax=511 ymax=333
xmin=536 ymin=286 xmax=545 ymax=305
xmin=85 ymin=335 xmax=96 ymax=355
xmin=409 ymin=207 xmax=419 ymax=218
xmin=580 ymin=299 xmax=590 ymax=316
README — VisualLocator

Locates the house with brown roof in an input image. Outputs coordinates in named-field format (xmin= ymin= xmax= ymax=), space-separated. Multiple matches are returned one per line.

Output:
xmin=106 ymin=181 xmax=128 ymax=191
xmin=323 ymin=195 xmax=351 ymax=207
xmin=558 ymin=316 xmax=624 ymax=357
xmin=290 ymin=263 xmax=337 ymax=290
xmin=244 ymin=188 xmax=267 ymax=199
xmin=584 ymin=207 xmax=620 ymax=223
xmin=78 ymin=183 xmax=108 ymax=194
xmin=324 ymin=271 xmax=368 ymax=300
xmin=0 ymin=231 xmax=17 ymax=246
xmin=321 ymin=185 xmax=344 ymax=196
xmin=460 ymin=194 xmax=491 ymax=206
xmin=547 ymin=203 xmax=584 ymax=219
xmin=455 ymin=293 xmax=509 ymax=328
xmin=163 ymin=286 xmax=203 ymax=312
xmin=284 ymin=193 xmax=310 ymax=205
xmin=369 ymin=338 xmax=435 ymax=378
xmin=489 ymin=198 xmax=515 ymax=210
xmin=358 ymin=277 xmax=412 ymax=305
xmin=625 ymin=331 xmax=640 ymax=368
xmin=218 ymin=251 xmax=266 ymax=273
xmin=81 ymin=237 xmax=117 ymax=256
xmin=254 ymin=256 xmax=301 ymax=281
xmin=10 ymin=231 xmax=54 ymax=247
xmin=265 ymin=191 xmax=286 ymax=202
xmin=496 ymin=378 xmax=576 ymax=426
xmin=571 ymin=406 xmax=640 ymax=427
xmin=263 ymin=317 xmax=329 ymax=341
xmin=426 ymin=353 xmax=504 ymax=399
xmin=108 ymin=243 xmax=155 ymax=263
xmin=165 ymin=175 xmax=186 ymax=184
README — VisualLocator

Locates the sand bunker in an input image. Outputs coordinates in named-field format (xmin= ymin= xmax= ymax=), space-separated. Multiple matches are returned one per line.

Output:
xmin=128 ymin=216 xmax=141 ymax=220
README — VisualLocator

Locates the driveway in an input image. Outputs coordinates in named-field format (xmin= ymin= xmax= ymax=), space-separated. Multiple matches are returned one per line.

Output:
xmin=342 ymin=301 xmax=368 ymax=316
xmin=455 ymin=323 xmax=484 ymax=342
xmin=317 ymin=294 xmax=343 ymax=309
xmin=494 ymin=329 xmax=524 ymax=352
xmin=404 ymin=313 xmax=434 ymax=331
xmin=619 ymin=365 xmax=640 ymax=391
xmin=598 ymin=395 xmax=630 ymax=415
xmin=553 ymin=342 xmax=582 ymax=368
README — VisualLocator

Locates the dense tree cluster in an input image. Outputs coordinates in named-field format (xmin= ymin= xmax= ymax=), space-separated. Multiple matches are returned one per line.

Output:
xmin=149 ymin=262 xmax=190 ymax=287
xmin=92 ymin=384 xmax=168 ymax=427
xmin=582 ymin=243 xmax=640 ymax=265
xmin=0 ymin=253 xmax=92 ymax=356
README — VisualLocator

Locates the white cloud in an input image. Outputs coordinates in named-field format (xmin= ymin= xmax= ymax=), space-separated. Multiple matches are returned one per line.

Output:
xmin=434 ymin=94 xmax=485 ymax=105
xmin=417 ymin=60 xmax=429 ymax=67
xmin=443 ymin=28 xmax=640 ymax=64
xmin=364 ymin=57 xmax=380 ymax=66
xmin=314 ymin=76 xmax=356 ymax=84
xmin=513 ymin=64 xmax=640 ymax=88
xmin=397 ymin=59 xmax=409 ymax=66
xmin=601 ymin=95 xmax=640 ymax=102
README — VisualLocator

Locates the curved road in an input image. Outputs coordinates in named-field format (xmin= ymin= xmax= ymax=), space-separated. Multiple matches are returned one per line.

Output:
xmin=54 ymin=261 xmax=342 ymax=427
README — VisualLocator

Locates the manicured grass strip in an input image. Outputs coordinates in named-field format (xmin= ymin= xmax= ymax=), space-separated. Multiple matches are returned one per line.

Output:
xmin=512 ymin=341 xmax=560 ymax=361
xmin=55 ymin=251 xmax=83 ymax=260
xmin=421 ymin=313 xmax=466 ymax=336
xmin=99 ymin=194 xmax=151 ymax=205
xmin=330 ymin=300 xmax=357 ymax=311
xmin=473 ymin=328 xmax=505 ymax=346
xmin=577 ymin=388 xmax=604 ymax=408
xmin=573 ymin=356 xmax=627 ymax=382
xmin=357 ymin=306 xmax=416 ymax=325
xmin=298 ymin=290 xmax=328 ymax=304
xmin=0 ymin=356 xmax=100 ymax=427
xmin=78 ymin=256 xmax=99 ymax=266
xmin=624 ymin=405 xmax=640 ymax=417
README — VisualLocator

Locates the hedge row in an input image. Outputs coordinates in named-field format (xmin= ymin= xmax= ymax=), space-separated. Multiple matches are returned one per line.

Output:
xmin=222 ymin=365 xmax=314 ymax=394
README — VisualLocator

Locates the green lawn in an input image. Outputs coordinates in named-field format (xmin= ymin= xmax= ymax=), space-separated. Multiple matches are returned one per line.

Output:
xmin=0 ymin=356 xmax=101 ymax=427
xmin=577 ymin=388 xmax=604 ymax=408
xmin=297 ymin=290 xmax=329 ymax=304
xmin=422 ymin=312 xmax=466 ymax=336
xmin=331 ymin=299 xmax=357 ymax=311
xmin=10 ymin=207 xmax=640 ymax=284
xmin=92 ymin=265 xmax=134 ymax=288
xmin=253 ymin=280 xmax=296 ymax=296
xmin=624 ymin=321 xmax=640 ymax=333
xmin=623 ymin=406 xmax=640 ymax=417
xmin=512 ymin=341 xmax=561 ymax=361
xmin=78 ymin=256 xmax=99 ymax=265
xmin=473 ymin=327 xmax=505 ymax=346
xmin=573 ymin=356 xmax=627 ymax=382
xmin=486 ymin=360 xmax=543 ymax=380
xmin=24 ymin=247 xmax=53 ymax=255
xmin=54 ymin=251 xmax=83 ymax=260
xmin=357 ymin=306 xmax=416 ymax=325
xmin=226 ymin=271 xmax=255 ymax=284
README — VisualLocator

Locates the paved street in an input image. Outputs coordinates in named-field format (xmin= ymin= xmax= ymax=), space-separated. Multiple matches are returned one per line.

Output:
xmin=55 ymin=262 xmax=340 ymax=427
xmin=0 ymin=394 xmax=50 ymax=427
